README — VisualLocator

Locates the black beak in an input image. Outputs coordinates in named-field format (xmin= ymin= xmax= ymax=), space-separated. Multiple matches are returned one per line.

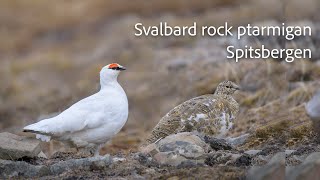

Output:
xmin=234 ymin=85 xmax=241 ymax=90
xmin=111 ymin=66 xmax=126 ymax=71
xmin=119 ymin=66 xmax=126 ymax=71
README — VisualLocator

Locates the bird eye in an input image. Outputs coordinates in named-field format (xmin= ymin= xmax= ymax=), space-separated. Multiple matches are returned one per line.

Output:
xmin=110 ymin=67 xmax=120 ymax=70
xmin=226 ymin=86 xmax=231 ymax=88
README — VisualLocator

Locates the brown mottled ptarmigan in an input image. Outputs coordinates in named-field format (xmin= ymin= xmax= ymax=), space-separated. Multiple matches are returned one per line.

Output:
xmin=23 ymin=63 xmax=128 ymax=156
xmin=146 ymin=80 xmax=240 ymax=144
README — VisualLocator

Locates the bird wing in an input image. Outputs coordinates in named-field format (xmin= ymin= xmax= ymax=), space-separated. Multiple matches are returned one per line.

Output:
xmin=23 ymin=93 xmax=111 ymax=136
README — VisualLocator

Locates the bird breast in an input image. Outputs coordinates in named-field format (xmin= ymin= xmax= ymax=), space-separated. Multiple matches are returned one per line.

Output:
xmin=178 ymin=95 xmax=238 ymax=136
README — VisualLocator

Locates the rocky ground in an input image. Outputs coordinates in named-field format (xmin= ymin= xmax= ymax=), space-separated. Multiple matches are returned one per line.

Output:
xmin=0 ymin=0 xmax=320 ymax=179
xmin=1 ymin=132 xmax=319 ymax=179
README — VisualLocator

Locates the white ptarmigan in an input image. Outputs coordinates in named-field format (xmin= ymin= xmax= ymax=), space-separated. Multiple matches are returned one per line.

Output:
xmin=23 ymin=63 xmax=128 ymax=156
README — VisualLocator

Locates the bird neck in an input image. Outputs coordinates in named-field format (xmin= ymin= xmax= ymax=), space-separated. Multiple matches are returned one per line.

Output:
xmin=100 ymin=79 xmax=120 ymax=89
xmin=100 ymin=70 xmax=120 ymax=88
xmin=214 ymin=92 xmax=233 ymax=100
xmin=214 ymin=91 xmax=229 ymax=96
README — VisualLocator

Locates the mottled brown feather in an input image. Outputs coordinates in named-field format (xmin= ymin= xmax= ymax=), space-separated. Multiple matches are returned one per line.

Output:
xmin=146 ymin=81 xmax=240 ymax=144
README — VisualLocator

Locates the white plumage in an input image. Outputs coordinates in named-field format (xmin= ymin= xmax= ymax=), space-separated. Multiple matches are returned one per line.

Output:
xmin=23 ymin=63 xmax=128 ymax=156
xmin=306 ymin=90 xmax=320 ymax=120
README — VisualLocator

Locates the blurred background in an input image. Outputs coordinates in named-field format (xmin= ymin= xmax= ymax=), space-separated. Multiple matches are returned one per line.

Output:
xmin=0 ymin=0 xmax=319 ymax=155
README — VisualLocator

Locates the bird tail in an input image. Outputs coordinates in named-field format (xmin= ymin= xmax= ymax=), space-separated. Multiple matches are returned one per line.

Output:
xmin=23 ymin=121 xmax=52 ymax=142
xmin=23 ymin=129 xmax=52 ymax=142
xmin=23 ymin=129 xmax=40 ymax=133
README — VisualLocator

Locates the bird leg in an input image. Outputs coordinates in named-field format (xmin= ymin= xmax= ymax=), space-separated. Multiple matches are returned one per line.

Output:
xmin=93 ymin=144 xmax=104 ymax=157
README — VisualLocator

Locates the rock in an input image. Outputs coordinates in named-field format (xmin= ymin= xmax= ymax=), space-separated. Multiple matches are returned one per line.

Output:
xmin=113 ymin=157 xmax=126 ymax=162
xmin=140 ymin=143 xmax=158 ymax=156
xmin=37 ymin=151 xmax=48 ymax=159
xmin=291 ymin=146 xmax=318 ymax=156
xmin=205 ymin=152 xmax=241 ymax=166
xmin=256 ymin=145 xmax=284 ymax=156
xmin=50 ymin=155 xmax=112 ymax=173
xmin=144 ymin=168 xmax=156 ymax=174
xmin=0 ymin=154 xmax=112 ymax=178
xmin=204 ymin=151 xmax=250 ymax=166
xmin=251 ymin=155 xmax=269 ymax=166
xmin=285 ymin=150 xmax=295 ymax=155
xmin=247 ymin=152 xmax=285 ymax=180
xmin=0 ymin=160 xmax=49 ymax=178
xmin=153 ymin=152 xmax=194 ymax=167
xmin=144 ymin=132 xmax=210 ymax=166
xmin=204 ymin=136 xmax=234 ymax=151
xmin=291 ymin=155 xmax=305 ymax=164
xmin=244 ymin=150 xmax=262 ymax=156
xmin=285 ymin=146 xmax=319 ymax=166
xmin=226 ymin=133 xmax=250 ymax=146
xmin=133 ymin=152 xmax=159 ymax=167
xmin=233 ymin=154 xmax=252 ymax=166
xmin=143 ymin=132 xmax=251 ymax=167
xmin=286 ymin=152 xmax=320 ymax=180
xmin=157 ymin=132 xmax=210 ymax=152
xmin=0 ymin=132 xmax=41 ymax=160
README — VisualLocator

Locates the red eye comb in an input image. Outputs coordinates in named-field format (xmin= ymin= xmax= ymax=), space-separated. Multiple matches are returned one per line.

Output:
xmin=109 ymin=63 xmax=119 ymax=69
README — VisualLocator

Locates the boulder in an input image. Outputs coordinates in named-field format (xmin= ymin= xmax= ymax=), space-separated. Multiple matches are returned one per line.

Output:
xmin=286 ymin=152 xmax=320 ymax=180
xmin=0 ymin=132 xmax=41 ymax=160
xmin=142 ymin=132 xmax=210 ymax=166
xmin=247 ymin=152 xmax=285 ymax=180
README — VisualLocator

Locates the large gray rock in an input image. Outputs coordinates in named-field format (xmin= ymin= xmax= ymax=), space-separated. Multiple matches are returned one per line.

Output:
xmin=0 ymin=132 xmax=41 ymax=160
xmin=142 ymin=132 xmax=248 ymax=167
xmin=286 ymin=152 xmax=320 ymax=180
xmin=247 ymin=152 xmax=285 ymax=180
xmin=0 ymin=160 xmax=49 ymax=178
xmin=0 ymin=155 xmax=112 ymax=178
xmin=142 ymin=132 xmax=210 ymax=166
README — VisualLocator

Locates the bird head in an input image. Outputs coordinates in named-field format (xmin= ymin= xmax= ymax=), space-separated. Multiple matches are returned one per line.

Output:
xmin=214 ymin=80 xmax=240 ymax=95
xmin=100 ymin=63 xmax=126 ymax=86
